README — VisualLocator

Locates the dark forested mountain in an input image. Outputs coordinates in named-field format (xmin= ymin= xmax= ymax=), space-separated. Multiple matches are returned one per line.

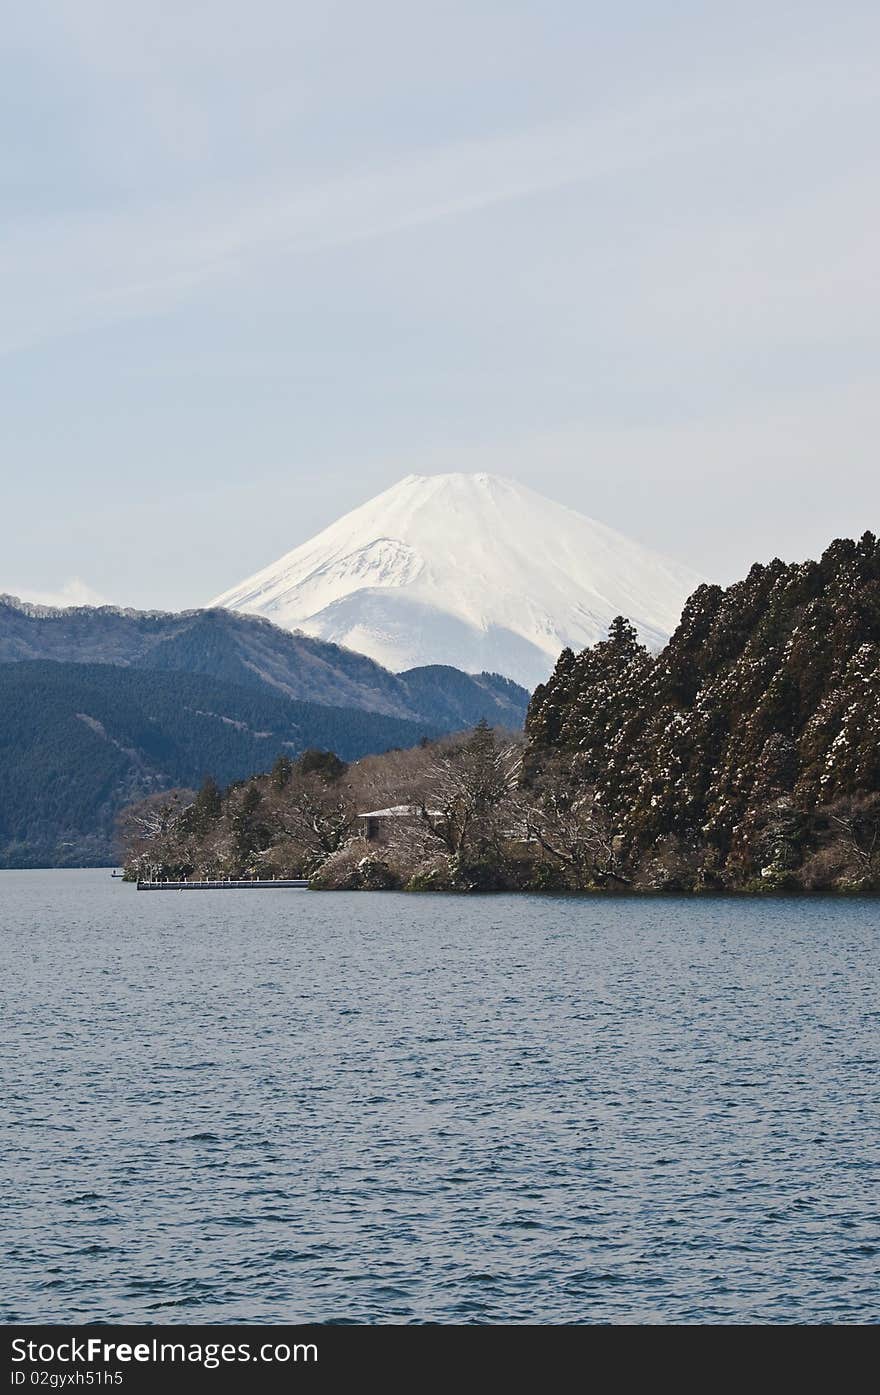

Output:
xmin=0 ymin=662 xmax=442 ymax=867
xmin=0 ymin=597 xmax=529 ymax=728
xmin=525 ymin=533 xmax=880 ymax=891
xmin=394 ymin=664 xmax=528 ymax=731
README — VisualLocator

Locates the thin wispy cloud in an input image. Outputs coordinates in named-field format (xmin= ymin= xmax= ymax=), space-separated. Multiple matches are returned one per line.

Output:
xmin=2 ymin=62 xmax=876 ymax=355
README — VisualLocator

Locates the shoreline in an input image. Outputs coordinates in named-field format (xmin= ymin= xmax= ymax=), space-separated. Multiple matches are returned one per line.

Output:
xmin=2 ymin=865 xmax=877 ymax=899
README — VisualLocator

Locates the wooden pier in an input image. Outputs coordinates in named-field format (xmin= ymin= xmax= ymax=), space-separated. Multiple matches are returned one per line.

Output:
xmin=136 ymin=878 xmax=309 ymax=891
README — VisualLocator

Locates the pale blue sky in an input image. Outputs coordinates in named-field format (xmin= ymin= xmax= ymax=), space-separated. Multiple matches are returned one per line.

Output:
xmin=3 ymin=1 xmax=879 ymax=609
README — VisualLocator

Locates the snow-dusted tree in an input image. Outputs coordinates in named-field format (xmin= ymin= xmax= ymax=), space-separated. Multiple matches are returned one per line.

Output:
xmin=416 ymin=721 xmax=522 ymax=858
xmin=274 ymin=769 xmax=357 ymax=870
xmin=804 ymin=792 xmax=880 ymax=891
xmin=117 ymin=788 xmax=196 ymax=878
xmin=521 ymin=756 xmax=628 ymax=888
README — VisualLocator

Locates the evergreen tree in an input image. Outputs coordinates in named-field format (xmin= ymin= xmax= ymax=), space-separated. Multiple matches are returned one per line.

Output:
xmin=297 ymin=749 xmax=348 ymax=783
xmin=271 ymin=754 xmax=294 ymax=790
xmin=193 ymin=776 xmax=222 ymax=823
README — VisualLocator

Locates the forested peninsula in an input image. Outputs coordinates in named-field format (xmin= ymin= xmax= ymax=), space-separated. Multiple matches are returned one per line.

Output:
xmin=123 ymin=533 xmax=880 ymax=894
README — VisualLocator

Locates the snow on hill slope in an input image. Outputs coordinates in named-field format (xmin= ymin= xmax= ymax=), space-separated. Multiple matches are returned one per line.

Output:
xmin=211 ymin=473 xmax=703 ymax=689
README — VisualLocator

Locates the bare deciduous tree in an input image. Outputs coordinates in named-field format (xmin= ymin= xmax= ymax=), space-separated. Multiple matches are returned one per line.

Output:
xmin=420 ymin=722 xmax=523 ymax=858
xmin=826 ymin=793 xmax=880 ymax=877
xmin=520 ymin=758 xmax=629 ymax=887
xmin=275 ymin=774 xmax=358 ymax=869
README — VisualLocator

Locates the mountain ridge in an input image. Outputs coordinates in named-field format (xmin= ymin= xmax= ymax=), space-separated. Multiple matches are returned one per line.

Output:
xmin=0 ymin=594 xmax=529 ymax=730
xmin=211 ymin=472 xmax=703 ymax=688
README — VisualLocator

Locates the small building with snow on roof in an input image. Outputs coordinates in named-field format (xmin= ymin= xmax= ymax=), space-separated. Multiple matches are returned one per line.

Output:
xmin=358 ymin=804 xmax=443 ymax=841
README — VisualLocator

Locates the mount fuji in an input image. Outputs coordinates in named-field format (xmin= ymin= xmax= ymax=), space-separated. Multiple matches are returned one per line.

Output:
xmin=211 ymin=473 xmax=703 ymax=689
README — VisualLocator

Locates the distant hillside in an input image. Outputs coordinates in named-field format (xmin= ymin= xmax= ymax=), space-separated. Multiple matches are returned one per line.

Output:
xmin=0 ymin=597 xmax=529 ymax=729
xmin=395 ymin=664 xmax=527 ymax=730
xmin=0 ymin=662 xmax=441 ymax=867
xmin=525 ymin=532 xmax=880 ymax=892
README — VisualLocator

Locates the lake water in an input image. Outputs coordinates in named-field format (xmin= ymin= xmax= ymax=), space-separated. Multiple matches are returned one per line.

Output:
xmin=2 ymin=869 xmax=878 ymax=1324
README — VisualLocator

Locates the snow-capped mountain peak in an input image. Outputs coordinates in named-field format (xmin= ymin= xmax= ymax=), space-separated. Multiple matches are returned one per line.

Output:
xmin=210 ymin=473 xmax=703 ymax=688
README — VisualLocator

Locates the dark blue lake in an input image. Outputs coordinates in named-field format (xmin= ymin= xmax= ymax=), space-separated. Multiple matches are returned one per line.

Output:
xmin=2 ymin=869 xmax=877 ymax=1323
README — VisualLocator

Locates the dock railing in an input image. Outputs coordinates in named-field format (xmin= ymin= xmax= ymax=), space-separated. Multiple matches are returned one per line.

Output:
xmin=136 ymin=877 xmax=310 ymax=890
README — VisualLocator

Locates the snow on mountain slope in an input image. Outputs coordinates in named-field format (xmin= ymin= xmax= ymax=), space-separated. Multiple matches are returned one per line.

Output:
xmin=211 ymin=473 xmax=703 ymax=689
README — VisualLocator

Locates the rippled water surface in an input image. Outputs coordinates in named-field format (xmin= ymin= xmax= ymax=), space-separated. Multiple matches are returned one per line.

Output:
xmin=2 ymin=870 xmax=878 ymax=1323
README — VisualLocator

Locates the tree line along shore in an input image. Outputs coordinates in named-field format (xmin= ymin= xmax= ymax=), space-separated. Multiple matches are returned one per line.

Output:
xmin=122 ymin=533 xmax=880 ymax=895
